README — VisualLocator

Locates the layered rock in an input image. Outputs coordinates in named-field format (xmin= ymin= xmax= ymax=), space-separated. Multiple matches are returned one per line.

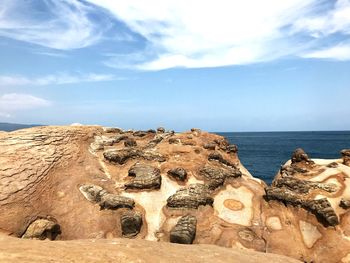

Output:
xmin=1 ymin=126 xmax=350 ymax=262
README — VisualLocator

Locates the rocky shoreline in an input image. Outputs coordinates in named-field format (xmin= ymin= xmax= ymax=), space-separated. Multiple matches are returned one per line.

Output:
xmin=0 ymin=125 xmax=350 ymax=262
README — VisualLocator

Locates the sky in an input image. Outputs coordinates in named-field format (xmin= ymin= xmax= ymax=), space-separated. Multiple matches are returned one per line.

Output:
xmin=0 ymin=0 xmax=349 ymax=131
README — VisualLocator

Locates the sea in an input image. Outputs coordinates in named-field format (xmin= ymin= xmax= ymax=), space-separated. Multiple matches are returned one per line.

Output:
xmin=217 ymin=131 xmax=350 ymax=184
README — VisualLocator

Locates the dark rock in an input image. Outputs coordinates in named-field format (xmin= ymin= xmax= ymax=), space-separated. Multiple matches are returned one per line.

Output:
xmin=199 ymin=165 xmax=241 ymax=189
xmin=208 ymin=152 xmax=238 ymax=169
xmin=133 ymin=131 xmax=148 ymax=137
xmin=226 ymin=144 xmax=238 ymax=154
xmin=157 ymin=127 xmax=165 ymax=133
xmin=103 ymin=127 xmax=123 ymax=133
xmin=125 ymin=163 xmax=161 ymax=190
xmin=306 ymin=198 xmax=339 ymax=226
xmin=203 ymin=143 xmax=216 ymax=150
xmin=340 ymin=198 xmax=350 ymax=209
xmin=280 ymin=165 xmax=308 ymax=177
xmin=99 ymin=194 xmax=135 ymax=210
xmin=170 ymin=215 xmax=197 ymax=244
xmin=167 ymin=167 xmax=187 ymax=181
xmin=265 ymin=187 xmax=339 ymax=226
xmin=327 ymin=162 xmax=339 ymax=168
xmin=22 ymin=218 xmax=61 ymax=240
xmin=124 ymin=138 xmax=137 ymax=147
xmin=341 ymin=149 xmax=350 ymax=166
xmin=121 ymin=211 xmax=142 ymax=237
xmin=168 ymin=138 xmax=180 ymax=144
xmin=213 ymin=138 xmax=229 ymax=150
xmin=147 ymin=129 xmax=156 ymax=134
xmin=291 ymin=148 xmax=314 ymax=164
xmin=167 ymin=184 xmax=213 ymax=209
xmin=104 ymin=149 xmax=166 ymax=165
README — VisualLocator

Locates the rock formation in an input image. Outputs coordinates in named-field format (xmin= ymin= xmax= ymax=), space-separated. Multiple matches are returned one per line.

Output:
xmin=0 ymin=125 xmax=349 ymax=262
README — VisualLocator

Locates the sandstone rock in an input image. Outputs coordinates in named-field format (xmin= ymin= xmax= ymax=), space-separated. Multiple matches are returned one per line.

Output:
xmin=167 ymin=184 xmax=213 ymax=209
xmin=208 ymin=152 xmax=238 ymax=168
xmin=203 ymin=142 xmax=216 ymax=150
xmin=124 ymin=138 xmax=137 ymax=147
xmin=199 ymin=165 xmax=241 ymax=189
xmin=22 ymin=219 xmax=60 ymax=240
xmin=79 ymin=184 xmax=108 ymax=203
xmin=226 ymin=144 xmax=238 ymax=153
xmin=340 ymin=198 xmax=350 ymax=209
xmin=99 ymin=194 xmax=135 ymax=210
xmin=133 ymin=130 xmax=148 ymax=137
xmin=291 ymin=148 xmax=314 ymax=164
xmin=104 ymin=148 xmax=166 ymax=164
xmin=125 ymin=163 xmax=161 ymax=190
xmin=170 ymin=215 xmax=197 ymax=244
xmin=167 ymin=167 xmax=187 ymax=181
xmin=341 ymin=149 xmax=350 ymax=166
xmin=121 ymin=211 xmax=142 ymax=237
xmin=168 ymin=138 xmax=180 ymax=144
xmin=103 ymin=127 xmax=123 ymax=133
xmin=157 ymin=127 xmax=165 ymax=133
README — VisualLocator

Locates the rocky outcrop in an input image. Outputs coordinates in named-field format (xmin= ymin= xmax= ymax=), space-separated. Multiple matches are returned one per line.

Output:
xmin=341 ymin=149 xmax=350 ymax=166
xmin=167 ymin=184 xmax=213 ymax=209
xmin=125 ymin=163 xmax=161 ymax=190
xmin=167 ymin=167 xmax=187 ymax=181
xmin=1 ymin=126 xmax=350 ymax=263
xmin=170 ymin=215 xmax=197 ymax=244
xmin=121 ymin=211 xmax=142 ymax=237
xmin=22 ymin=219 xmax=60 ymax=240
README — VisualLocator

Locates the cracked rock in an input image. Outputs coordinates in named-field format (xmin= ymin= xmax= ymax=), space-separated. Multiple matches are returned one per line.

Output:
xmin=125 ymin=163 xmax=161 ymax=190
xmin=167 ymin=184 xmax=213 ymax=209
xmin=104 ymin=148 xmax=166 ymax=165
xmin=170 ymin=215 xmax=197 ymax=244
xmin=199 ymin=165 xmax=241 ymax=189
xmin=167 ymin=167 xmax=187 ymax=181
xmin=22 ymin=218 xmax=61 ymax=240
xmin=121 ymin=211 xmax=143 ymax=237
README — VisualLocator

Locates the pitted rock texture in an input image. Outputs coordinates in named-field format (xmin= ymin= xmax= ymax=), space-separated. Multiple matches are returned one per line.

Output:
xmin=170 ymin=215 xmax=197 ymax=244
xmin=121 ymin=211 xmax=142 ymax=237
xmin=125 ymin=163 xmax=161 ymax=190
xmin=167 ymin=167 xmax=187 ymax=181
xmin=166 ymin=184 xmax=214 ymax=209
xmin=341 ymin=149 xmax=350 ymax=166
xmin=1 ymin=127 xmax=350 ymax=263
xmin=22 ymin=219 xmax=60 ymax=240
xmin=291 ymin=148 xmax=314 ymax=164
xmin=79 ymin=184 xmax=135 ymax=209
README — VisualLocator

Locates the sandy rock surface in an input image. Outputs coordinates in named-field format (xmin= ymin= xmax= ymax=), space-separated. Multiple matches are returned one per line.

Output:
xmin=0 ymin=126 xmax=349 ymax=262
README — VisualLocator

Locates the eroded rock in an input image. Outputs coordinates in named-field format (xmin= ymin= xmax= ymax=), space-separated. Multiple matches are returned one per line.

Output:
xmin=121 ymin=211 xmax=142 ymax=237
xmin=199 ymin=165 xmax=241 ymax=189
xmin=340 ymin=198 xmax=350 ymax=209
xmin=104 ymin=148 xmax=166 ymax=164
xmin=341 ymin=149 xmax=350 ymax=166
xmin=291 ymin=148 xmax=314 ymax=164
xmin=124 ymin=138 xmax=137 ymax=147
xmin=170 ymin=215 xmax=197 ymax=244
xmin=167 ymin=167 xmax=187 ymax=181
xmin=167 ymin=184 xmax=213 ymax=209
xmin=208 ymin=152 xmax=238 ymax=169
xmin=125 ymin=163 xmax=161 ymax=190
xmin=22 ymin=219 xmax=61 ymax=240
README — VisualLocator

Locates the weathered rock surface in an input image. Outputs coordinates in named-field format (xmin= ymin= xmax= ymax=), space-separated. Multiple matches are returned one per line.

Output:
xmin=0 ymin=127 xmax=350 ymax=263
xmin=170 ymin=215 xmax=197 ymax=244
xmin=341 ymin=149 xmax=350 ymax=166
xmin=167 ymin=167 xmax=188 ymax=181
xmin=0 ymin=235 xmax=301 ymax=263
xmin=125 ymin=163 xmax=161 ymax=190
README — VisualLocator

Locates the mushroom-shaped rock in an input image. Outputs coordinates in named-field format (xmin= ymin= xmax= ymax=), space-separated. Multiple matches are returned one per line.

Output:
xmin=167 ymin=184 xmax=213 ymax=209
xmin=99 ymin=194 xmax=135 ymax=210
xmin=208 ymin=152 xmax=237 ymax=168
xmin=22 ymin=219 xmax=61 ymax=240
xmin=341 ymin=149 xmax=350 ymax=166
xmin=291 ymin=148 xmax=313 ymax=164
xmin=203 ymin=142 xmax=216 ymax=150
xmin=79 ymin=184 xmax=107 ymax=203
xmin=125 ymin=163 xmax=161 ymax=190
xmin=167 ymin=167 xmax=187 ymax=181
xmin=170 ymin=215 xmax=197 ymax=244
xmin=157 ymin=127 xmax=165 ymax=133
xmin=199 ymin=165 xmax=241 ymax=189
xmin=121 ymin=211 xmax=143 ymax=237
xmin=124 ymin=138 xmax=137 ymax=147
xmin=104 ymin=149 xmax=166 ymax=164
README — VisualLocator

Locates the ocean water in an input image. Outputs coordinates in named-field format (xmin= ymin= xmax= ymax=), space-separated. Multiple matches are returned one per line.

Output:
xmin=217 ymin=131 xmax=350 ymax=184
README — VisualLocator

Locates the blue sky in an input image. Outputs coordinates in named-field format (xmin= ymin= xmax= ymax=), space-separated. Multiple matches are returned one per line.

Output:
xmin=0 ymin=0 xmax=349 ymax=131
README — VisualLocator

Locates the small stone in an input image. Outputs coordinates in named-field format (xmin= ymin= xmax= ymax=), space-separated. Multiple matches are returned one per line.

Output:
xmin=125 ymin=163 xmax=161 ymax=190
xmin=170 ymin=215 xmax=197 ymax=244
xmin=168 ymin=167 xmax=188 ymax=181
xmin=22 ymin=219 xmax=61 ymax=240
xmin=124 ymin=138 xmax=137 ymax=147
xmin=121 ymin=211 xmax=142 ymax=237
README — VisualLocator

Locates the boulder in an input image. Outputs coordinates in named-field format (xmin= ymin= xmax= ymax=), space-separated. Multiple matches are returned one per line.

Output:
xmin=121 ymin=211 xmax=143 ymax=237
xmin=167 ymin=167 xmax=187 ymax=181
xmin=125 ymin=163 xmax=161 ymax=190
xmin=170 ymin=215 xmax=197 ymax=244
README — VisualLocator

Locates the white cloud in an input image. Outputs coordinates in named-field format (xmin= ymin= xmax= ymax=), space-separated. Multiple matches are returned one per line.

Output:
xmin=85 ymin=0 xmax=350 ymax=69
xmin=0 ymin=73 xmax=119 ymax=87
xmin=0 ymin=0 xmax=103 ymax=49
xmin=0 ymin=93 xmax=51 ymax=115
xmin=302 ymin=43 xmax=350 ymax=60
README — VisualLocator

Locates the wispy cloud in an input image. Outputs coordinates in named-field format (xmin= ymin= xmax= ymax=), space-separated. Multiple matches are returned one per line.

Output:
xmin=85 ymin=0 xmax=350 ymax=69
xmin=0 ymin=0 xmax=104 ymax=49
xmin=302 ymin=42 xmax=350 ymax=60
xmin=0 ymin=73 xmax=120 ymax=87
xmin=0 ymin=93 xmax=51 ymax=117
